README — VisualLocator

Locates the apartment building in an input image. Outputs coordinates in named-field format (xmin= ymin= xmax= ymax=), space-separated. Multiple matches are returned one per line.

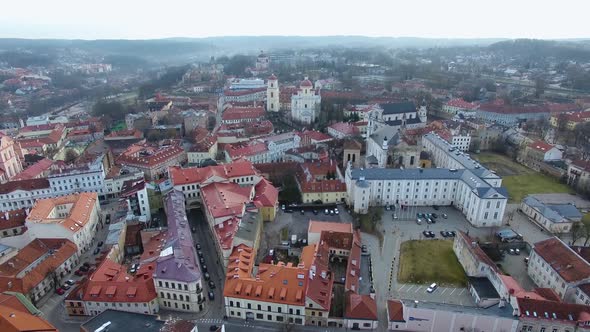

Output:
xmin=25 ymin=192 xmax=101 ymax=254
xmin=520 ymin=196 xmax=583 ymax=233
xmin=0 ymin=209 xmax=27 ymax=238
xmin=528 ymin=237 xmax=590 ymax=302
xmin=117 ymin=142 xmax=187 ymax=180
xmin=0 ymin=238 xmax=78 ymax=304
xmin=120 ymin=178 xmax=151 ymax=221
xmin=65 ymin=258 xmax=158 ymax=316
xmin=48 ymin=158 xmax=106 ymax=197
xmin=0 ymin=134 xmax=24 ymax=182
xmin=0 ymin=178 xmax=52 ymax=212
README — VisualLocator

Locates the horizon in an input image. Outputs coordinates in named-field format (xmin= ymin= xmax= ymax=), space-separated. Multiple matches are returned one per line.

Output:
xmin=1 ymin=0 xmax=589 ymax=40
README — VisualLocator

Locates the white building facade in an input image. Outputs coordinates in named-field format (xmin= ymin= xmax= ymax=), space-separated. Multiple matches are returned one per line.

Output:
xmin=291 ymin=78 xmax=321 ymax=124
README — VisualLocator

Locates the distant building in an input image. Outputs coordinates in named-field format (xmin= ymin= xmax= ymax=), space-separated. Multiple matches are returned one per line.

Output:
xmin=0 ymin=133 xmax=24 ymax=182
xmin=520 ymin=140 xmax=563 ymax=171
xmin=567 ymin=159 xmax=590 ymax=189
xmin=266 ymin=74 xmax=279 ymax=112
xmin=117 ymin=142 xmax=187 ymax=181
xmin=291 ymin=78 xmax=321 ymax=124
xmin=442 ymin=98 xmax=479 ymax=116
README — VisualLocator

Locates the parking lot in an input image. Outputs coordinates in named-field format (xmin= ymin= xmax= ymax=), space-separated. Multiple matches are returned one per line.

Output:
xmin=497 ymin=248 xmax=536 ymax=290
xmin=396 ymin=284 xmax=474 ymax=306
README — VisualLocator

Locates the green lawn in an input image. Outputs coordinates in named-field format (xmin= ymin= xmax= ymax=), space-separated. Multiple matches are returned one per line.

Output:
xmin=502 ymin=174 xmax=574 ymax=203
xmin=398 ymin=240 xmax=467 ymax=286
xmin=474 ymin=152 xmax=573 ymax=203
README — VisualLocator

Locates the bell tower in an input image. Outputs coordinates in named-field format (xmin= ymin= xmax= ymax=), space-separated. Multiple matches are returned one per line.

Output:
xmin=266 ymin=74 xmax=279 ymax=112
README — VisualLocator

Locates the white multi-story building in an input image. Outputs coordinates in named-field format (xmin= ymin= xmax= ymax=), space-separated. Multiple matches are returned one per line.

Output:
xmin=120 ymin=178 xmax=151 ymax=221
xmin=103 ymin=168 xmax=145 ymax=198
xmin=48 ymin=158 xmax=105 ymax=198
xmin=450 ymin=134 xmax=472 ymax=152
xmin=261 ymin=132 xmax=301 ymax=162
xmin=528 ymin=237 xmax=590 ymax=302
xmin=291 ymin=78 xmax=321 ymax=124
xmin=24 ymin=192 xmax=101 ymax=254
xmin=266 ymin=74 xmax=279 ymax=112
xmin=0 ymin=178 xmax=53 ymax=212
xmin=345 ymin=167 xmax=508 ymax=227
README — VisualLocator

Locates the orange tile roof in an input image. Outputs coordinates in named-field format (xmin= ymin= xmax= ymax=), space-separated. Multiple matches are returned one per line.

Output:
xmin=308 ymin=221 xmax=353 ymax=235
xmin=299 ymin=179 xmax=346 ymax=194
xmin=345 ymin=231 xmax=362 ymax=293
xmin=224 ymin=245 xmax=308 ymax=306
xmin=0 ymin=239 xmax=77 ymax=296
xmin=117 ymin=143 xmax=185 ymax=168
xmin=253 ymin=178 xmax=278 ymax=208
xmin=0 ymin=304 xmax=57 ymax=332
xmin=528 ymin=140 xmax=555 ymax=153
xmin=26 ymin=192 xmax=98 ymax=234
xmin=12 ymin=158 xmax=53 ymax=181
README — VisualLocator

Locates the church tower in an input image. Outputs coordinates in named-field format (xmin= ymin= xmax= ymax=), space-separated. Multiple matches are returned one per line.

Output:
xmin=418 ymin=99 xmax=428 ymax=122
xmin=267 ymin=74 xmax=279 ymax=112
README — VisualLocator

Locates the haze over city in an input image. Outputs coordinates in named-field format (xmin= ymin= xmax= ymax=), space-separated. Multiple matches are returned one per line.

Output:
xmin=1 ymin=0 xmax=589 ymax=39
xmin=1 ymin=2 xmax=590 ymax=332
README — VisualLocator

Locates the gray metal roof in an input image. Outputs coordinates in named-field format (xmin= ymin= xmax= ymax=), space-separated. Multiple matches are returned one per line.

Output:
xmin=523 ymin=196 xmax=582 ymax=223
xmin=380 ymin=102 xmax=416 ymax=115
xmin=423 ymin=133 xmax=495 ymax=174
xmin=350 ymin=167 xmax=507 ymax=199
xmin=369 ymin=126 xmax=400 ymax=147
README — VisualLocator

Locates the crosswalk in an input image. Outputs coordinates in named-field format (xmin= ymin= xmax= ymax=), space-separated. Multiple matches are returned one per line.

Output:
xmin=196 ymin=318 xmax=224 ymax=324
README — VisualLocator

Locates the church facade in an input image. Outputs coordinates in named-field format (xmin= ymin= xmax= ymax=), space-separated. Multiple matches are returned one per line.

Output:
xmin=291 ymin=78 xmax=321 ymax=124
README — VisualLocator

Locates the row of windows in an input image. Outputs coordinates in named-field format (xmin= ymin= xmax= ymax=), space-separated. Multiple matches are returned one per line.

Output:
xmin=158 ymin=280 xmax=189 ymax=291
xmin=160 ymin=292 xmax=191 ymax=302
xmin=229 ymin=311 xmax=303 ymax=324
xmin=90 ymin=302 xmax=149 ymax=308
xmin=228 ymin=301 xmax=301 ymax=315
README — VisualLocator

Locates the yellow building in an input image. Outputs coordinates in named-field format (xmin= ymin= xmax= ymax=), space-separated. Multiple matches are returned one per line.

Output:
xmin=550 ymin=110 xmax=590 ymax=131
xmin=300 ymin=179 xmax=347 ymax=204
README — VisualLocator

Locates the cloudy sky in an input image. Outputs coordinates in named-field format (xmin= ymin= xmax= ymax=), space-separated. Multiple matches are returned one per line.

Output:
xmin=1 ymin=0 xmax=588 ymax=40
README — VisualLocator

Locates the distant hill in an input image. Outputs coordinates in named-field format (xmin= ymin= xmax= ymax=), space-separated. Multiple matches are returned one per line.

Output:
xmin=488 ymin=39 xmax=590 ymax=62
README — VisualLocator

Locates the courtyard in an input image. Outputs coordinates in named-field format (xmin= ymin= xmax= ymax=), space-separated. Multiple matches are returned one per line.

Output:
xmin=474 ymin=152 xmax=573 ymax=203
xmin=397 ymin=239 xmax=467 ymax=287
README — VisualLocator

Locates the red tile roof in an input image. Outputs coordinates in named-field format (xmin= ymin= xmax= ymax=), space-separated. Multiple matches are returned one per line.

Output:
xmin=445 ymin=98 xmax=478 ymax=109
xmin=73 ymin=258 xmax=157 ymax=304
xmin=517 ymin=297 xmax=590 ymax=325
xmin=556 ymin=110 xmax=590 ymax=123
xmin=169 ymin=159 xmax=258 ymax=186
xmin=300 ymin=242 xmax=333 ymax=311
xmin=387 ymin=300 xmax=405 ymax=322
xmin=221 ymin=106 xmax=265 ymax=121
xmin=226 ymin=141 xmax=268 ymax=159
xmin=300 ymin=79 xmax=313 ymax=87
xmin=345 ymin=292 xmax=377 ymax=320
xmin=26 ymin=192 xmax=98 ymax=234
xmin=528 ymin=140 xmax=555 ymax=153
xmin=0 ymin=209 xmax=27 ymax=231
xmin=253 ymin=178 xmax=278 ymax=208
xmin=117 ymin=143 xmax=185 ymax=168
xmin=0 ymin=303 xmax=57 ymax=332
xmin=299 ymin=179 xmax=346 ymax=194
xmin=328 ymin=122 xmax=359 ymax=136
xmin=200 ymin=182 xmax=252 ymax=219
xmin=533 ymin=237 xmax=590 ymax=283
xmin=345 ymin=231 xmax=362 ymax=293
xmin=308 ymin=221 xmax=353 ymax=235
xmin=0 ymin=178 xmax=50 ymax=195
xmin=0 ymin=239 xmax=77 ymax=296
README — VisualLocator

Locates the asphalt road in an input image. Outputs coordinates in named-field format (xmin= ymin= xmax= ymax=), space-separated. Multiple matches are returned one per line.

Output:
xmin=188 ymin=208 xmax=226 ymax=319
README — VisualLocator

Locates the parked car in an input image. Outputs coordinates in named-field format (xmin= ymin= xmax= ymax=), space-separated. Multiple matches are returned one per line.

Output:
xmin=80 ymin=265 xmax=90 ymax=272
xmin=83 ymin=262 xmax=91 ymax=268
xmin=66 ymin=279 xmax=75 ymax=286
xmin=440 ymin=231 xmax=448 ymax=237
xmin=202 ymin=264 xmax=208 ymax=272
xmin=431 ymin=213 xmax=438 ymax=219
xmin=208 ymin=281 xmax=216 ymax=289
xmin=204 ymin=273 xmax=210 ymax=281
xmin=105 ymin=214 xmax=111 ymax=224
xmin=74 ymin=270 xmax=84 ymax=276
xmin=62 ymin=284 xmax=71 ymax=290
xmin=509 ymin=249 xmax=515 ymax=255
xmin=416 ymin=218 xmax=422 ymax=225
xmin=426 ymin=218 xmax=432 ymax=224
xmin=426 ymin=283 xmax=438 ymax=293
xmin=208 ymin=291 xmax=215 ymax=301
xmin=515 ymin=248 xmax=520 ymax=255
xmin=423 ymin=231 xmax=435 ymax=238
xmin=442 ymin=213 xmax=448 ymax=219
xmin=198 ymin=251 xmax=204 ymax=258
xmin=199 ymin=257 xmax=205 ymax=264
xmin=361 ymin=245 xmax=368 ymax=253
xmin=300 ymin=209 xmax=305 ymax=215
xmin=334 ymin=208 xmax=339 ymax=215
xmin=448 ymin=231 xmax=456 ymax=237
xmin=385 ymin=205 xmax=391 ymax=211
xmin=196 ymin=243 xmax=202 ymax=250
xmin=191 ymin=227 xmax=196 ymax=233
xmin=281 ymin=204 xmax=285 ymax=211
xmin=93 ymin=248 xmax=100 ymax=255
xmin=55 ymin=288 xmax=65 ymax=295
xmin=393 ymin=214 xmax=398 ymax=219
xmin=98 ymin=241 xmax=104 ymax=247
xmin=324 ymin=209 xmax=329 ymax=215
xmin=390 ymin=205 xmax=396 ymax=211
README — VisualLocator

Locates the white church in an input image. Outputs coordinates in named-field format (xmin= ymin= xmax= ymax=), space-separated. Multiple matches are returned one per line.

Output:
xmin=290 ymin=77 xmax=321 ymax=124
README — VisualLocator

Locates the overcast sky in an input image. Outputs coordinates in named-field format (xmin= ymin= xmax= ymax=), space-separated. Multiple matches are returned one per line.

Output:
xmin=1 ymin=0 xmax=588 ymax=40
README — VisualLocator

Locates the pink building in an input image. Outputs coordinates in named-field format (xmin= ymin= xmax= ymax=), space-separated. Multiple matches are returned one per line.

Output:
xmin=0 ymin=134 xmax=23 ymax=183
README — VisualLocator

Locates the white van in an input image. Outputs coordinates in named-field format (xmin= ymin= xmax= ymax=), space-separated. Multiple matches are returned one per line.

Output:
xmin=426 ymin=283 xmax=438 ymax=293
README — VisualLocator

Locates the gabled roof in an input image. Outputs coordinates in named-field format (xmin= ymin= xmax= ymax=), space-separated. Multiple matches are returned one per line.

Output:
xmin=528 ymin=140 xmax=555 ymax=153
xmin=387 ymin=300 xmax=405 ymax=322
xmin=0 ymin=178 xmax=50 ymax=195
xmin=345 ymin=292 xmax=377 ymax=320
xmin=533 ymin=237 xmax=590 ymax=283
xmin=26 ymin=192 xmax=98 ymax=234
xmin=379 ymin=102 xmax=416 ymax=115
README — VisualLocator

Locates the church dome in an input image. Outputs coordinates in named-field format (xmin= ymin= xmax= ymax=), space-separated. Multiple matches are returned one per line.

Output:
xmin=300 ymin=79 xmax=313 ymax=87
xmin=268 ymin=74 xmax=277 ymax=81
